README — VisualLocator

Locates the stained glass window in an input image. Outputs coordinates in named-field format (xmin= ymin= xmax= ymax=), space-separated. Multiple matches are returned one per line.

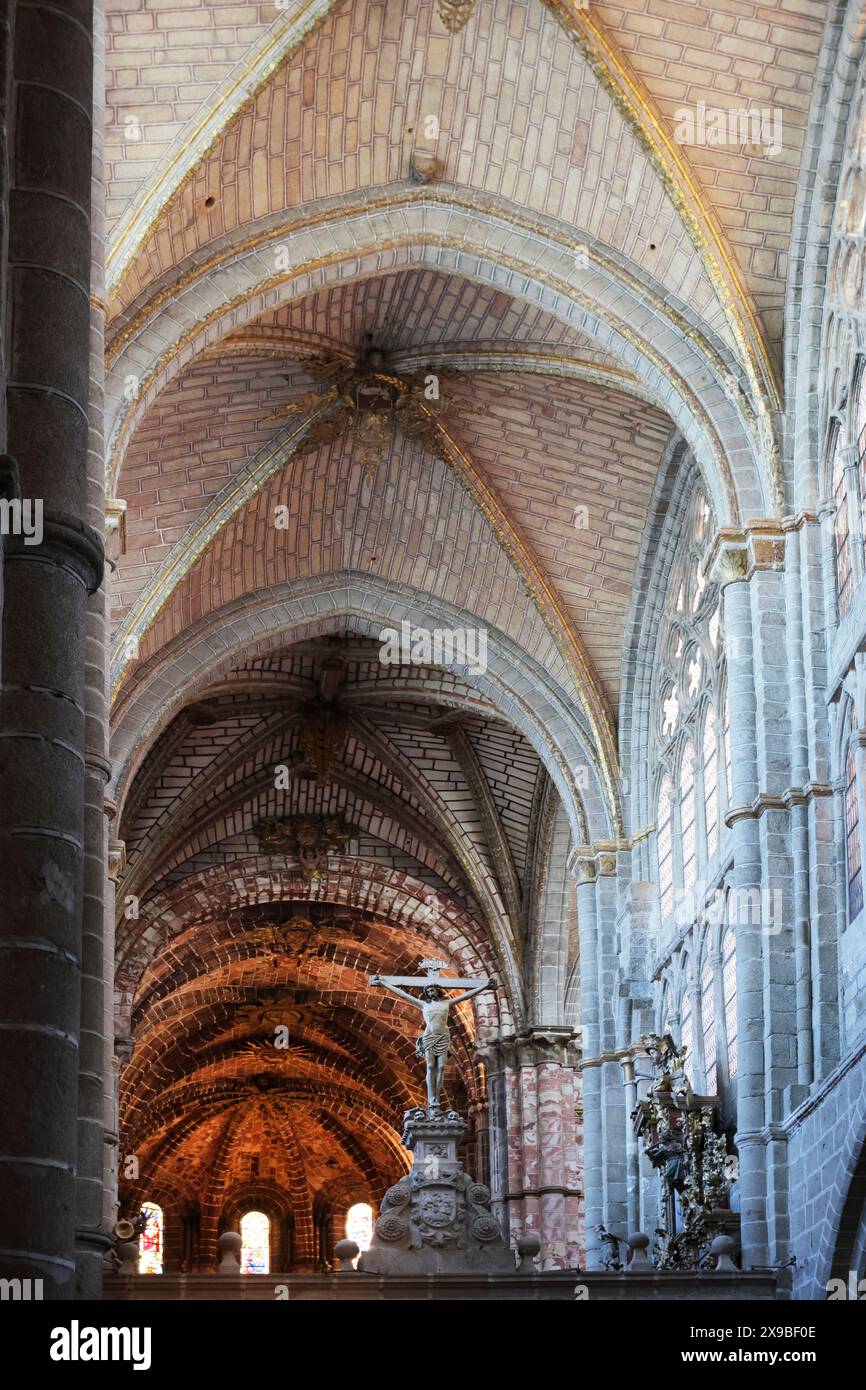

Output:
xmin=833 ymin=432 xmax=853 ymax=619
xmin=722 ymin=928 xmax=737 ymax=1079
xmin=846 ymin=731 xmax=863 ymax=920
xmin=346 ymin=1202 xmax=373 ymax=1259
xmin=701 ymin=955 xmax=717 ymax=1095
xmin=138 ymin=1202 xmax=163 ymax=1275
xmin=240 ymin=1210 xmax=270 ymax=1274
xmin=680 ymin=741 xmax=697 ymax=893
xmin=658 ymin=775 xmax=674 ymax=921
xmin=703 ymin=711 xmax=719 ymax=860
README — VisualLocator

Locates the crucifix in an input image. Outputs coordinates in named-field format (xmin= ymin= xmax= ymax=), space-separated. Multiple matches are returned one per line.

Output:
xmin=370 ymin=959 xmax=494 ymax=1111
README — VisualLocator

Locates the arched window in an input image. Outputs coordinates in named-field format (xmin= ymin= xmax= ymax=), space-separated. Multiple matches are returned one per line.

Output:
xmin=723 ymin=691 xmax=733 ymax=805
xmin=680 ymin=741 xmax=697 ymax=894
xmin=846 ymin=727 xmax=863 ymax=920
xmin=680 ymin=959 xmax=694 ymax=1079
xmin=856 ymin=365 xmax=866 ymax=528
xmin=703 ymin=711 xmax=719 ymax=860
xmin=345 ymin=1202 xmax=374 ymax=1257
xmin=722 ymin=928 xmax=737 ymax=1079
xmin=138 ymin=1202 xmax=163 ymax=1275
xmin=700 ymin=954 xmax=717 ymax=1094
xmin=657 ymin=775 xmax=674 ymax=921
xmin=660 ymin=980 xmax=674 ymax=1038
xmin=652 ymin=487 xmax=728 ymax=927
xmin=833 ymin=432 xmax=853 ymax=618
xmin=240 ymin=1210 xmax=270 ymax=1274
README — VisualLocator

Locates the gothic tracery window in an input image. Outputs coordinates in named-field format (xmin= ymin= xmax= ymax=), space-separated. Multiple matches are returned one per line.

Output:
xmin=856 ymin=364 xmax=866 ymax=532
xmin=722 ymin=927 xmax=738 ymax=1080
xmin=654 ymin=487 xmax=728 ymax=925
xmin=680 ymin=957 xmax=694 ymax=1078
xmin=846 ymin=710 xmax=863 ymax=920
xmin=680 ymin=740 xmax=697 ymax=893
xmin=832 ymin=428 xmax=853 ymax=619
xmin=703 ymin=711 xmax=719 ymax=860
xmin=657 ymin=774 xmax=674 ymax=921
xmin=700 ymin=953 xmax=717 ymax=1094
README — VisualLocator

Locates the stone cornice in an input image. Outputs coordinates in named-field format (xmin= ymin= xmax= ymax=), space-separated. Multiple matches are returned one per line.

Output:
xmin=724 ymin=784 xmax=834 ymax=827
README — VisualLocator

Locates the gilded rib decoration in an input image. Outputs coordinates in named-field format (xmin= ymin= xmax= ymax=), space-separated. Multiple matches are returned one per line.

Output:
xmin=105 ymin=222 xmax=740 ymax=519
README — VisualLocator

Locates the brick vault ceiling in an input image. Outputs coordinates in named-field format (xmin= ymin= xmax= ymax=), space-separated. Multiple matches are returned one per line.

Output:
xmin=116 ymin=637 xmax=546 ymax=1223
xmin=106 ymin=0 xmax=821 ymax=1232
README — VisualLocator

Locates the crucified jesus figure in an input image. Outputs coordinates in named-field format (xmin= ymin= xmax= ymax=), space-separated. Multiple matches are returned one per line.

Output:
xmin=370 ymin=967 xmax=494 ymax=1111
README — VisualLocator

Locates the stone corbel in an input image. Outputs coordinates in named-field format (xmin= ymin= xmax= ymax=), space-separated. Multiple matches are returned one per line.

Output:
xmin=105 ymin=498 xmax=127 ymax=566
xmin=567 ymin=842 xmax=618 ymax=883
xmin=709 ymin=522 xmax=786 ymax=586
xmin=108 ymin=839 xmax=127 ymax=882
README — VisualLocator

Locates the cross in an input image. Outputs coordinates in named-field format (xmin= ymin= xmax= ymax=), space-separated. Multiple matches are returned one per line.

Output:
xmin=371 ymin=958 xmax=485 ymax=990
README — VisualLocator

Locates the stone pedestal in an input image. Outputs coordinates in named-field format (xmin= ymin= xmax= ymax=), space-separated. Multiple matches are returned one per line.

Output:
xmin=359 ymin=1108 xmax=515 ymax=1274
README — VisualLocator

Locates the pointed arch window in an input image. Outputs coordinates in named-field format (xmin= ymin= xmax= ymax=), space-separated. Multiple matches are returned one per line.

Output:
xmin=138 ymin=1202 xmax=163 ymax=1275
xmin=680 ymin=741 xmax=697 ymax=894
xmin=680 ymin=963 xmax=694 ymax=1080
xmin=700 ymin=954 xmax=717 ymax=1094
xmin=723 ymin=692 xmax=733 ymax=805
xmin=856 ymin=365 xmax=866 ymax=530
xmin=703 ymin=711 xmax=719 ymax=860
xmin=240 ymin=1210 xmax=270 ymax=1275
xmin=846 ymin=726 xmax=863 ymax=920
xmin=658 ymin=775 xmax=675 ymax=921
xmin=833 ymin=432 xmax=853 ymax=618
xmin=722 ymin=928 xmax=737 ymax=1079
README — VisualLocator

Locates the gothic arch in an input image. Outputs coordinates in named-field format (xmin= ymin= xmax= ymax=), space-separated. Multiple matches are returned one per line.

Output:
xmin=105 ymin=202 xmax=774 ymax=521
xmin=110 ymin=576 xmax=613 ymax=846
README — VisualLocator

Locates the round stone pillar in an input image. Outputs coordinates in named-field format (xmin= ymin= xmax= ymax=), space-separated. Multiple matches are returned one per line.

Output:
xmin=0 ymin=0 xmax=102 ymax=1299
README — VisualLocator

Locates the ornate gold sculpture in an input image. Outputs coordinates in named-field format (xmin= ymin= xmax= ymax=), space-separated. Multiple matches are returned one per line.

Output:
xmin=269 ymin=344 xmax=473 ymax=482
xmin=298 ymin=705 xmax=348 ymax=781
xmin=256 ymin=814 xmax=354 ymax=879
xmin=634 ymin=1034 xmax=737 ymax=1271
xmin=436 ymin=0 xmax=477 ymax=33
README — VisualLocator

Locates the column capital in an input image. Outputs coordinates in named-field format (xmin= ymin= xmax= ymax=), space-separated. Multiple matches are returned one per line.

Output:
xmin=487 ymin=1027 xmax=580 ymax=1069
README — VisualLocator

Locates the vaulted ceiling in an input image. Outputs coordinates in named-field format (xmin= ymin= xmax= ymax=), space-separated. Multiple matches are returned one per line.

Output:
xmin=106 ymin=0 xmax=827 ymax=1253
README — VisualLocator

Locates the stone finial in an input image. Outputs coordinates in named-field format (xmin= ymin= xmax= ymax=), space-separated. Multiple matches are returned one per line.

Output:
xmin=334 ymin=1239 xmax=360 ymax=1271
xmin=626 ymin=1232 xmax=652 ymax=1271
xmin=515 ymin=1233 xmax=541 ymax=1273
xmin=217 ymin=1230 xmax=242 ymax=1273
xmin=710 ymin=1235 xmax=738 ymax=1272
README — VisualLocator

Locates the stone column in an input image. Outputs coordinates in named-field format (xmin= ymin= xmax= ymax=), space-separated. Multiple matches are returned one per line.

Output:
xmin=485 ymin=1029 xmax=581 ymax=1268
xmin=570 ymin=847 xmax=625 ymax=1267
xmin=0 ymin=0 xmax=102 ymax=1300
xmin=716 ymin=544 xmax=769 ymax=1268
xmin=74 ymin=0 xmax=111 ymax=1298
